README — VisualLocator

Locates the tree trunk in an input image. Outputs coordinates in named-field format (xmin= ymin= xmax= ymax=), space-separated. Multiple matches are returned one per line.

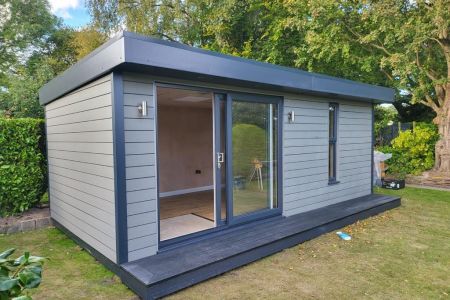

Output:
xmin=433 ymin=118 xmax=450 ymax=174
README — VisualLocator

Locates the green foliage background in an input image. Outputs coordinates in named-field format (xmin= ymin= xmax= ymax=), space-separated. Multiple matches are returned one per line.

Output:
xmin=378 ymin=124 xmax=439 ymax=177
xmin=232 ymin=124 xmax=266 ymax=176
xmin=0 ymin=119 xmax=47 ymax=216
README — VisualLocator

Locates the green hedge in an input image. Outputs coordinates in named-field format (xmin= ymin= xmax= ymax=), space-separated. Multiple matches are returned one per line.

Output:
xmin=0 ymin=118 xmax=47 ymax=216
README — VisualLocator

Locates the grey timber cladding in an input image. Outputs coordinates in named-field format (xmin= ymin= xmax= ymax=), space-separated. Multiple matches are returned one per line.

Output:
xmin=45 ymin=74 xmax=117 ymax=262
xmin=123 ymin=73 xmax=158 ymax=262
xmin=282 ymin=96 xmax=372 ymax=216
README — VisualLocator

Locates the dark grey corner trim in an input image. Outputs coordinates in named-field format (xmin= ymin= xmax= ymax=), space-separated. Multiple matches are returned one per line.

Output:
xmin=111 ymin=72 xmax=128 ymax=264
xmin=371 ymin=104 xmax=375 ymax=194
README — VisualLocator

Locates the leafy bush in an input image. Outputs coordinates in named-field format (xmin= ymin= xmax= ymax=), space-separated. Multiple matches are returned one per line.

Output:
xmin=0 ymin=248 xmax=47 ymax=300
xmin=378 ymin=123 xmax=439 ymax=177
xmin=0 ymin=119 xmax=47 ymax=217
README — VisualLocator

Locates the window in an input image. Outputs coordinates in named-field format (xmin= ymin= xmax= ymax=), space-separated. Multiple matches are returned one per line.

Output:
xmin=329 ymin=103 xmax=338 ymax=184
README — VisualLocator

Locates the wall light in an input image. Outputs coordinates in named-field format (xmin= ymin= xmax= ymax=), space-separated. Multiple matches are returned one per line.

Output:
xmin=288 ymin=111 xmax=295 ymax=123
xmin=138 ymin=101 xmax=147 ymax=117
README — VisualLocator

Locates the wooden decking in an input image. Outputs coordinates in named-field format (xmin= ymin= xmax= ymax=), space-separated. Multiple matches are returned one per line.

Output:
xmin=120 ymin=193 xmax=400 ymax=299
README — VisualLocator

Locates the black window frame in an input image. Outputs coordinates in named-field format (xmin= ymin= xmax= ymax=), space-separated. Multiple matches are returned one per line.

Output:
xmin=328 ymin=103 xmax=339 ymax=184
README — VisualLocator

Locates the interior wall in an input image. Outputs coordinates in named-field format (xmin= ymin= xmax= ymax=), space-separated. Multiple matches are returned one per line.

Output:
xmin=157 ymin=105 xmax=213 ymax=193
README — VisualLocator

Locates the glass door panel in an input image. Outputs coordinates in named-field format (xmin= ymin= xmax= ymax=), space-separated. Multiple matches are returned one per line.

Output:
xmin=230 ymin=98 xmax=278 ymax=217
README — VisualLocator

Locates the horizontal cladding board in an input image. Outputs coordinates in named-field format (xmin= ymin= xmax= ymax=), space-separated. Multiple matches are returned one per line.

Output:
xmin=284 ymin=179 xmax=332 ymax=195
xmin=49 ymin=174 xmax=114 ymax=201
xmin=284 ymin=172 xmax=328 ymax=187
xmin=126 ymin=177 xmax=157 ymax=192
xmin=124 ymin=94 xmax=154 ymax=107
xmin=49 ymin=179 xmax=114 ymax=214
xmin=127 ymin=211 xmax=157 ymax=228
xmin=339 ymin=131 xmax=371 ymax=138
xmin=47 ymin=106 xmax=113 ymax=126
xmin=46 ymin=94 xmax=111 ymax=118
xmin=339 ymin=143 xmax=370 ymax=151
xmin=127 ymin=189 xmax=157 ymax=204
xmin=123 ymin=73 xmax=155 ymax=84
xmin=126 ymin=166 xmax=156 ymax=180
xmin=284 ymin=131 xmax=328 ymax=139
xmin=125 ymin=154 xmax=156 ymax=167
xmin=339 ymin=123 xmax=371 ymax=131
xmin=127 ymin=200 xmax=157 ymax=216
xmin=284 ymin=123 xmax=328 ymax=132
xmin=284 ymin=172 xmax=371 ymax=196
xmin=46 ymin=119 xmax=112 ymax=134
xmin=125 ymin=131 xmax=155 ymax=143
xmin=49 ymin=165 xmax=114 ymax=191
xmin=124 ymin=119 xmax=155 ymax=131
xmin=128 ymin=234 xmax=158 ymax=252
xmin=339 ymin=136 xmax=372 ymax=144
xmin=47 ymin=149 xmax=113 ymax=167
xmin=45 ymin=78 xmax=111 ymax=111
xmin=284 ymin=165 xmax=328 ymax=179
xmin=51 ymin=210 xmax=116 ymax=262
xmin=283 ymin=159 xmax=328 ymax=172
xmin=284 ymin=177 xmax=370 ymax=203
xmin=48 ymin=142 xmax=113 ymax=155
xmin=50 ymin=199 xmax=115 ymax=248
xmin=339 ymin=154 xmax=371 ymax=164
xmin=284 ymin=138 xmax=329 ymax=147
xmin=340 ymin=105 xmax=372 ymax=114
xmin=47 ymin=131 xmax=113 ymax=143
xmin=128 ymin=245 xmax=158 ymax=262
xmin=128 ymin=223 xmax=157 ymax=240
xmin=124 ymin=81 xmax=153 ymax=95
xmin=284 ymin=145 xmax=327 ymax=156
xmin=284 ymin=152 xmax=328 ymax=163
xmin=339 ymin=148 xmax=372 ymax=158
xmin=125 ymin=142 xmax=155 ymax=155
xmin=50 ymin=188 xmax=115 ymax=228
xmin=339 ymin=118 xmax=371 ymax=125
xmin=48 ymin=157 xmax=114 ymax=179
xmin=284 ymin=188 xmax=370 ymax=216
xmin=340 ymin=161 xmax=371 ymax=171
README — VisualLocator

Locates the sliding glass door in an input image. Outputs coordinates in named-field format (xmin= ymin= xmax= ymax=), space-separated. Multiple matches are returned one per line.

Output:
xmin=225 ymin=93 xmax=280 ymax=222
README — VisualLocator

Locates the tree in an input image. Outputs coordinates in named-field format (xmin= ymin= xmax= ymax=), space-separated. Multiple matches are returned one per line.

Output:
xmin=87 ymin=0 xmax=450 ymax=174
xmin=0 ymin=0 xmax=106 ymax=118
xmin=283 ymin=0 xmax=450 ymax=173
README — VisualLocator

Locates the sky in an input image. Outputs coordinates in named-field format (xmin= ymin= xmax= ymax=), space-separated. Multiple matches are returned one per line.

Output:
xmin=48 ymin=0 xmax=91 ymax=28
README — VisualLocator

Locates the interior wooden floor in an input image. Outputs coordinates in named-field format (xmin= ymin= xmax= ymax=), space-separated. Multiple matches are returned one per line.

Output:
xmin=160 ymin=190 xmax=226 ymax=221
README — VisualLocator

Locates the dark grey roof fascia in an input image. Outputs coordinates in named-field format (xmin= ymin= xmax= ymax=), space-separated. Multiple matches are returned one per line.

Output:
xmin=39 ymin=31 xmax=394 ymax=105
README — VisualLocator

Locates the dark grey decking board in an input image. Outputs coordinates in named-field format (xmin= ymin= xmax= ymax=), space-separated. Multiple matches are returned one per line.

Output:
xmin=122 ymin=193 xmax=400 ymax=288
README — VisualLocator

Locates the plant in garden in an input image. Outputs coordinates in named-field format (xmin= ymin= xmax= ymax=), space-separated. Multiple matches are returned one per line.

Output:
xmin=0 ymin=118 xmax=47 ymax=216
xmin=379 ymin=124 xmax=440 ymax=177
xmin=0 ymin=248 xmax=47 ymax=300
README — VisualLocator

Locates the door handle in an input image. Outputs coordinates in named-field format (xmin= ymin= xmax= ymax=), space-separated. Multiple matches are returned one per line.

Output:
xmin=217 ymin=152 xmax=225 ymax=169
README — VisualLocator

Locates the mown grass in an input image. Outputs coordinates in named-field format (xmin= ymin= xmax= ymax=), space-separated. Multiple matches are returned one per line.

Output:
xmin=1 ymin=187 xmax=449 ymax=299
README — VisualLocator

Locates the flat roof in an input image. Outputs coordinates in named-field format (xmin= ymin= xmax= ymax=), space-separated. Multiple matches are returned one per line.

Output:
xmin=39 ymin=31 xmax=394 ymax=105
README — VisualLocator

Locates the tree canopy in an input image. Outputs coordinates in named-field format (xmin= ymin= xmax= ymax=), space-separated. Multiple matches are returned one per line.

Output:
xmin=0 ymin=1 xmax=107 ymax=118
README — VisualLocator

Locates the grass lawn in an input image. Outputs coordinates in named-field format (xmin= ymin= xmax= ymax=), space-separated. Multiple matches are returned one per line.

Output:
xmin=1 ymin=187 xmax=449 ymax=299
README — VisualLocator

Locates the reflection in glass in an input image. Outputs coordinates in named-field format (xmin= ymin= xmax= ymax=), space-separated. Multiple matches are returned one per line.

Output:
xmin=232 ymin=100 xmax=278 ymax=216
